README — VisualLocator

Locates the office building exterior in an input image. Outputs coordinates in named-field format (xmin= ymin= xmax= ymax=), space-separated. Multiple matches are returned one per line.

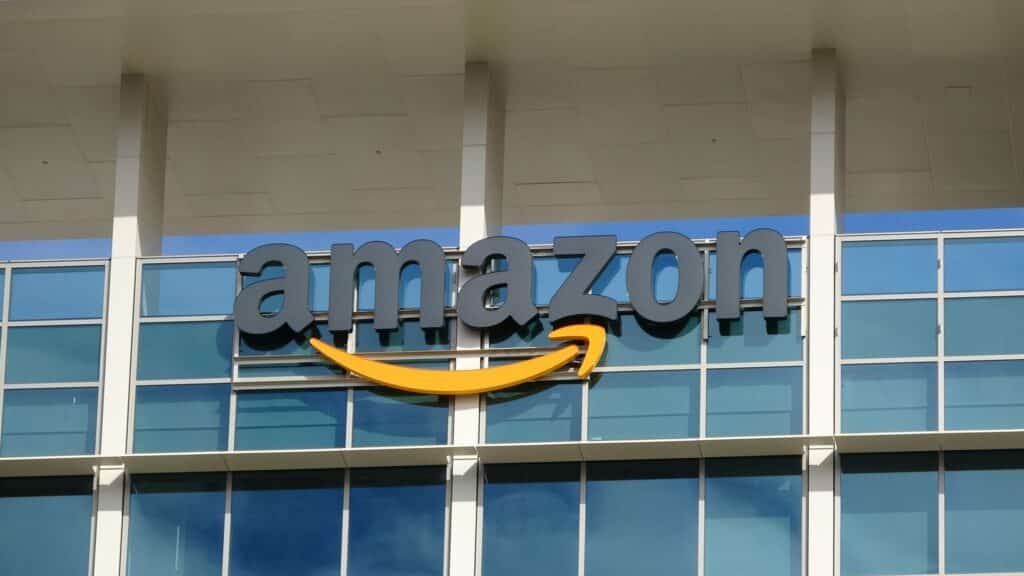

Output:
xmin=1 ymin=2 xmax=1024 ymax=575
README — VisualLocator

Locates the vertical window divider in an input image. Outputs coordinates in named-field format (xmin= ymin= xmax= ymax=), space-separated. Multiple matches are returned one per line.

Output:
xmin=697 ymin=458 xmax=706 ymax=576
xmin=834 ymin=237 xmax=842 ymax=433
xmin=118 ymin=471 xmax=133 ymax=576
xmin=474 ymin=463 xmax=485 ymax=576
xmin=126 ymin=259 xmax=145 ymax=455
xmin=802 ymin=452 xmax=809 ymax=576
xmin=443 ymin=457 xmax=453 ymax=576
xmin=221 ymin=472 xmax=233 ymax=576
xmin=228 ymin=267 xmax=240 ymax=452
xmin=346 ymin=310 xmax=357 ymax=449
xmin=832 ymin=453 xmax=841 ymax=576
xmin=936 ymin=236 xmax=945 ymax=432
xmin=577 ymin=461 xmax=587 ymax=576
xmin=699 ymin=307 xmax=709 ymax=439
xmin=340 ymin=468 xmax=350 ymax=576
xmin=95 ymin=261 xmax=111 ymax=456
xmin=938 ymin=451 xmax=946 ymax=576
xmin=580 ymin=375 xmax=589 ymax=442
xmin=0 ymin=265 xmax=12 ymax=448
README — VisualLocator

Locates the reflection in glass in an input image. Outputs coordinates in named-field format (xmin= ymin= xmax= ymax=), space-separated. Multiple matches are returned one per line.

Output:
xmin=946 ymin=360 xmax=1024 ymax=430
xmin=482 ymin=463 xmax=579 ymax=576
xmin=127 ymin=474 xmax=226 ymax=576
xmin=0 ymin=387 xmax=97 ymax=456
xmin=945 ymin=237 xmax=1024 ymax=292
xmin=708 ymin=308 xmax=802 ymax=363
xmin=235 ymin=389 xmax=347 ymax=450
xmin=589 ymin=371 xmax=699 ymax=440
xmin=488 ymin=316 xmax=551 ymax=348
xmin=230 ymin=471 xmax=343 ymax=576
xmin=840 ymin=240 xmax=937 ymax=296
xmin=136 ymin=321 xmax=233 ymax=380
xmin=0 ymin=476 xmax=93 ymax=576
xmin=945 ymin=451 xmax=1024 ymax=574
xmin=707 ymin=367 xmax=802 ymax=437
xmin=10 ymin=266 xmax=105 ymax=320
xmin=841 ymin=300 xmax=936 ymax=359
xmin=355 ymin=319 xmax=452 ymax=352
xmin=348 ymin=467 xmax=447 ymax=576
xmin=585 ymin=460 xmax=698 ymax=576
xmin=840 ymin=453 xmax=938 ymax=576
xmin=841 ymin=363 xmax=937 ymax=432
xmin=603 ymin=312 xmax=700 ymax=366
xmin=707 ymin=248 xmax=802 ymax=299
xmin=356 ymin=260 xmax=455 ymax=310
xmin=5 ymin=325 xmax=102 ymax=384
xmin=352 ymin=387 xmax=448 ymax=447
xmin=705 ymin=457 xmax=802 ymax=576
xmin=133 ymin=384 xmax=230 ymax=453
xmin=486 ymin=381 xmax=581 ymax=443
xmin=141 ymin=262 xmax=236 ymax=317
xmin=945 ymin=296 xmax=1024 ymax=356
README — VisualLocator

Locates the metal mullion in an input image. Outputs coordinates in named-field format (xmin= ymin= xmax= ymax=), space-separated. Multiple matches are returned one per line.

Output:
xmin=943 ymin=290 xmax=1024 ymax=299
xmin=700 ymin=307 xmax=708 ymax=439
xmin=591 ymin=363 xmax=702 ymax=373
xmin=134 ymin=378 xmax=232 ymax=387
xmin=840 ymin=293 xmax=938 ymax=302
xmin=7 ymin=318 xmax=105 ymax=327
xmin=0 ymin=265 xmax=13 ymax=449
xmin=937 ymin=236 xmax=945 ymax=432
xmin=801 ymin=452 xmax=808 ymax=576
xmin=940 ymin=228 xmax=1024 ymax=239
xmin=837 ymin=231 xmax=942 ymax=242
xmin=944 ymin=353 xmax=1024 ymax=362
xmin=580 ymin=377 xmax=589 ymax=442
xmin=345 ymin=387 xmax=354 ymax=449
xmin=95 ymin=260 xmax=110 ymax=458
xmin=4 ymin=381 xmax=101 ymax=390
xmin=833 ymin=453 xmax=841 ymax=576
xmin=835 ymin=236 xmax=843 ymax=435
xmin=840 ymin=356 xmax=939 ymax=366
xmin=138 ymin=315 xmax=232 ymax=324
xmin=697 ymin=459 xmax=705 ymax=576
xmin=340 ymin=468 xmax=350 ymax=576
xmin=704 ymin=360 xmax=805 ymax=370
xmin=119 ymin=470 xmax=133 ymax=576
xmin=87 ymin=472 xmax=100 ymax=576
xmin=227 ymin=388 xmax=238 ymax=451
xmin=938 ymin=452 xmax=945 ymax=576
xmin=136 ymin=255 xmax=237 ymax=265
xmin=126 ymin=259 xmax=144 ymax=454
xmin=221 ymin=473 xmax=233 ymax=576
xmin=578 ymin=462 xmax=587 ymax=576
xmin=5 ymin=258 xmax=110 ymax=268
xmin=474 ymin=462 xmax=485 ymax=576
xmin=442 ymin=458 xmax=452 ymax=576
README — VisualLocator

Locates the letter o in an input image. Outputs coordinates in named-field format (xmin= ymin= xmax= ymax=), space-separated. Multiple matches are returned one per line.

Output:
xmin=626 ymin=232 xmax=703 ymax=324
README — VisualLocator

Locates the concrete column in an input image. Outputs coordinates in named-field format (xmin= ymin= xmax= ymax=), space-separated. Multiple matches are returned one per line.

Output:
xmin=808 ymin=49 xmax=842 ymax=576
xmin=93 ymin=74 xmax=167 ymax=576
xmin=450 ymin=62 xmax=504 ymax=576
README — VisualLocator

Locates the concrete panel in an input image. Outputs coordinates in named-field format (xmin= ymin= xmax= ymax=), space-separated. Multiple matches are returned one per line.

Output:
xmin=664 ymin=103 xmax=756 ymax=179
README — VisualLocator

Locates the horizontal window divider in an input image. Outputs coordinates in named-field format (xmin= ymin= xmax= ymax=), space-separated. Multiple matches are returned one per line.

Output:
xmin=139 ymin=315 xmax=232 ymax=323
xmin=840 ymin=293 xmax=938 ymax=301
xmin=840 ymin=356 xmax=939 ymax=365
xmin=139 ymin=255 xmax=237 ymax=264
xmin=943 ymin=290 xmax=1024 ymax=299
xmin=233 ymin=379 xmax=357 ymax=390
xmin=839 ymin=228 xmax=1024 ymax=242
xmin=312 ymin=310 xmax=455 ymax=322
xmin=706 ymin=360 xmax=804 ymax=369
xmin=134 ymin=378 xmax=232 ymax=386
xmin=3 ymin=381 xmax=101 ymax=390
xmin=3 ymin=258 xmax=110 ymax=268
xmin=6 ymin=318 xmax=104 ymax=327
xmin=591 ymin=364 xmax=701 ymax=373
xmin=944 ymin=354 xmax=1024 ymax=363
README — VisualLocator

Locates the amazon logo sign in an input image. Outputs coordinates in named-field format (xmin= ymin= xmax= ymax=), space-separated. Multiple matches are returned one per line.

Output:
xmin=234 ymin=230 xmax=789 ymax=395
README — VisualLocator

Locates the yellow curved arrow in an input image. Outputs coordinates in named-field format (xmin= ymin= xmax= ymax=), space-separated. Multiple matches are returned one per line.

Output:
xmin=309 ymin=324 xmax=606 ymax=395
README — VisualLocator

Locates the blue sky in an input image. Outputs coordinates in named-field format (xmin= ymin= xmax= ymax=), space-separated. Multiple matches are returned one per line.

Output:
xmin=1 ymin=207 xmax=1022 ymax=260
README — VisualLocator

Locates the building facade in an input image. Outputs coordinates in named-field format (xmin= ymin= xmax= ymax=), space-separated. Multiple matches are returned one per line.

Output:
xmin=1 ymin=2 xmax=1024 ymax=576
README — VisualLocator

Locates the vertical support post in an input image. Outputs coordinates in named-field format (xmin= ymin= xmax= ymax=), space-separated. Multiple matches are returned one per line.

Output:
xmin=93 ymin=74 xmax=167 ymax=576
xmin=808 ymin=49 xmax=842 ymax=576
xmin=450 ymin=62 xmax=504 ymax=576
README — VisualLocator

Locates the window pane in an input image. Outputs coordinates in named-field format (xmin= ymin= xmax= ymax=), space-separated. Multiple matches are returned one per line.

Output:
xmin=841 ymin=300 xmax=936 ymax=359
xmin=705 ymin=457 xmax=802 ymax=576
xmin=141 ymin=262 xmax=236 ymax=317
xmin=708 ymin=308 xmax=802 ymax=363
xmin=0 ymin=387 xmax=97 ymax=456
xmin=348 ymin=467 xmax=446 ymax=576
xmin=841 ymin=240 xmax=937 ymax=295
xmin=585 ymin=460 xmax=698 ymax=576
xmin=840 ymin=453 xmax=938 ymax=576
xmin=482 ymin=463 xmax=579 ymax=576
xmin=945 ymin=296 xmax=1024 ymax=356
xmin=311 ymin=263 xmax=330 ymax=312
xmin=230 ymin=471 xmax=343 ymax=576
xmin=0 ymin=476 xmax=93 ymax=576
xmin=137 ymin=321 xmax=233 ymax=380
xmin=486 ymin=381 xmax=581 ymax=443
xmin=133 ymin=384 xmax=229 ymax=453
xmin=236 ymin=363 xmax=344 ymax=379
xmin=355 ymin=319 xmax=452 ymax=352
xmin=235 ymin=389 xmax=346 ymax=450
xmin=945 ymin=451 xmax=1024 ymax=574
xmin=242 ymin=263 xmax=325 ymax=314
xmin=603 ymin=312 xmax=700 ymax=366
xmin=6 ymin=325 xmax=102 ymax=384
xmin=841 ymin=363 xmax=937 ymax=433
xmin=946 ymin=360 xmax=1024 ymax=430
xmin=591 ymin=253 xmax=629 ymax=303
xmin=10 ymin=266 xmax=105 ymax=320
xmin=239 ymin=322 xmax=347 ymax=357
xmin=707 ymin=367 xmax=802 ymax=437
xmin=352 ymin=387 xmax=448 ymax=447
xmin=708 ymin=248 xmax=802 ymax=299
xmin=357 ymin=260 xmax=455 ymax=310
xmin=127 ymin=474 xmax=226 ymax=576
xmin=588 ymin=370 xmax=699 ymax=440
xmin=488 ymin=316 xmax=551 ymax=348
xmin=945 ymin=237 xmax=1024 ymax=292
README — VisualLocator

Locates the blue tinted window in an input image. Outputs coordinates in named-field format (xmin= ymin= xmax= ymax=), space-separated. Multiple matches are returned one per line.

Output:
xmin=842 ymin=300 xmax=936 ymax=359
xmin=0 ymin=269 xmax=4 ymax=320
xmin=840 ymin=453 xmax=938 ymax=576
xmin=0 ymin=387 xmax=97 ymax=456
xmin=841 ymin=363 xmax=937 ymax=433
xmin=705 ymin=457 xmax=802 ymax=576
xmin=483 ymin=463 xmax=579 ymax=576
xmin=709 ymin=308 xmax=802 ymax=363
xmin=585 ymin=460 xmax=698 ymax=576
xmin=230 ymin=471 xmax=343 ymax=576
xmin=127 ymin=474 xmax=226 ymax=576
xmin=841 ymin=240 xmax=937 ymax=295
xmin=134 ymin=384 xmax=230 ymax=453
xmin=945 ymin=237 xmax=1024 ymax=292
xmin=9 ymin=266 xmax=105 ymax=320
xmin=137 ymin=321 xmax=232 ymax=380
xmin=589 ymin=371 xmax=699 ymax=440
xmin=708 ymin=248 xmax=802 ymax=299
xmin=541 ymin=252 xmax=679 ymax=305
xmin=236 ymin=363 xmax=344 ymax=379
xmin=141 ymin=262 xmax=236 ymax=317
xmin=348 ymin=467 xmax=447 ymax=576
xmin=6 ymin=325 xmax=102 ymax=384
xmin=239 ymin=322 xmax=347 ymax=357
xmin=486 ymin=381 xmax=581 ymax=443
xmin=945 ymin=451 xmax=1024 ymax=574
xmin=0 ymin=476 xmax=93 ymax=576
xmin=357 ymin=260 xmax=454 ymax=310
xmin=603 ymin=313 xmax=700 ymax=366
xmin=488 ymin=316 xmax=551 ymax=348
xmin=707 ymin=367 xmax=802 ymax=436
xmin=352 ymin=388 xmax=448 ymax=447
xmin=355 ymin=319 xmax=452 ymax=352
xmin=945 ymin=297 xmax=1024 ymax=356
xmin=946 ymin=360 xmax=1024 ymax=430
xmin=235 ymin=389 xmax=346 ymax=450
xmin=242 ymin=263 xmax=327 ymax=314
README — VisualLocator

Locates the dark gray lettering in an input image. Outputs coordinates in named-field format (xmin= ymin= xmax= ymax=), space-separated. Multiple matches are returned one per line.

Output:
xmin=457 ymin=236 xmax=538 ymax=329
xmin=715 ymin=228 xmax=788 ymax=320
xmin=234 ymin=243 xmax=314 ymax=335
xmin=549 ymin=235 xmax=617 ymax=323
xmin=626 ymin=232 xmax=703 ymax=324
